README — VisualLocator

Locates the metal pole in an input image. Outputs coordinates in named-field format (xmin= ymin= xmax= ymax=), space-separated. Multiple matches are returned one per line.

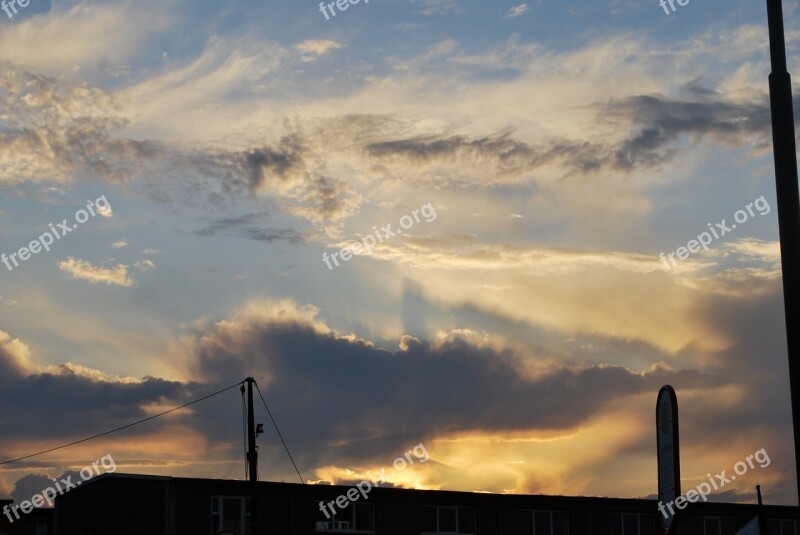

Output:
xmin=766 ymin=0 xmax=800 ymax=505
xmin=756 ymin=485 xmax=766 ymax=535
xmin=246 ymin=377 xmax=260 ymax=534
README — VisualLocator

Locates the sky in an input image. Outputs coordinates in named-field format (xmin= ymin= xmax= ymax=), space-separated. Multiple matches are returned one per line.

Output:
xmin=0 ymin=0 xmax=799 ymax=509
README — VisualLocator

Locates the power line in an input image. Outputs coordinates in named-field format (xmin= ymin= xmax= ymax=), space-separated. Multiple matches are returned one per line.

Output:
xmin=0 ymin=380 xmax=244 ymax=466
xmin=254 ymin=382 xmax=305 ymax=484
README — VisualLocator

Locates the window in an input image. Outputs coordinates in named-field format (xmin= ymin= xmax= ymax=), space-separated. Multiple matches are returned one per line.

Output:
xmin=422 ymin=505 xmax=476 ymax=534
xmin=704 ymin=517 xmax=735 ymax=535
xmin=770 ymin=519 xmax=800 ymax=535
xmin=518 ymin=510 xmax=568 ymax=535
xmin=316 ymin=500 xmax=375 ymax=532
xmin=609 ymin=513 xmax=654 ymax=535
xmin=211 ymin=496 xmax=247 ymax=535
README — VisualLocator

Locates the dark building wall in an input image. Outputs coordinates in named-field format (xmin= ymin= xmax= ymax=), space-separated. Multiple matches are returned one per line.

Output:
xmin=55 ymin=475 xmax=169 ymax=535
xmin=0 ymin=499 xmax=55 ymax=535
xmin=170 ymin=478 xmax=294 ymax=535
xmin=52 ymin=474 xmax=800 ymax=535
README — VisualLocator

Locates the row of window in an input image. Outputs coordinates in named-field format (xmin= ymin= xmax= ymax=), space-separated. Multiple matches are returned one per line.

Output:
xmin=609 ymin=513 xmax=654 ymax=535
xmin=317 ymin=501 xmax=375 ymax=532
xmin=210 ymin=495 xmax=800 ymax=535
xmin=609 ymin=514 xmax=800 ymax=535
xmin=517 ymin=510 xmax=568 ymax=535
xmin=316 ymin=502 xmax=478 ymax=533
xmin=772 ymin=519 xmax=800 ymax=535
xmin=211 ymin=496 xmax=249 ymax=534
xmin=421 ymin=505 xmax=476 ymax=533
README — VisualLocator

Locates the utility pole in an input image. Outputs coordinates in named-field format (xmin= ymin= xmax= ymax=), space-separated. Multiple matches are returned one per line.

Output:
xmin=245 ymin=377 xmax=260 ymax=534
xmin=765 ymin=0 xmax=800 ymax=504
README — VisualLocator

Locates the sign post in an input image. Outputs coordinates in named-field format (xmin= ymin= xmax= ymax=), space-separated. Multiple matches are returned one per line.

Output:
xmin=657 ymin=385 xmax=681 ymax=533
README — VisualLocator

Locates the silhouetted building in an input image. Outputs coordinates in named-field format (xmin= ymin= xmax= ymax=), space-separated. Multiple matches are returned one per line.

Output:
xmin=52 ymin=473 xmax=799 ymax=535
xmin=0 ymin=498 xmax=55 ymax=535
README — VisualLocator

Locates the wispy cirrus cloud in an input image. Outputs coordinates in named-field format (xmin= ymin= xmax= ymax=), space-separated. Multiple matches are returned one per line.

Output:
xmin=413 ymin=0 xmax=460 ymax=15
xmin=505 ymin=3 xmax=530 ymax=18
xmin=0 ymin=1 xmax=172 ymax=73
xmin=58 ymin=258 xmax=134 ymax=287
xmin=294 ymin=39 xmax=343 ymax=61
xmin=0 ymin=29 xmax=784 ymax=246
xmin=133 ymin=259 xmax=156 ymax=272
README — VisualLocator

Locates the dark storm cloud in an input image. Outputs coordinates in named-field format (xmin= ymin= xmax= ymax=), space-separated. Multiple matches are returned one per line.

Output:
xmin=0 ymin=359 xmax=184 ymax=446
xmin=189 ymin=309 xmax=710 ymax=468
xmin=0 ymin=342 xmax=257 ymax=496
xmin=0 ymin=280 xmax=698 ymax=483
xmin=0 ymin=335 xmax=252 ymax=469
xmin=0 ymin=275 xmax=789 ymax=494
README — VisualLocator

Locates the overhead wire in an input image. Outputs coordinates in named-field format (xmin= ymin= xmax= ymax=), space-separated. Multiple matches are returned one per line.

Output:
xmin=0 ymin=380 xmax=245 ymax=466
xmin=254 ymin=381 xmax=305 ymax=484
xmin=2 ymin=377 xmax=308 ymax=487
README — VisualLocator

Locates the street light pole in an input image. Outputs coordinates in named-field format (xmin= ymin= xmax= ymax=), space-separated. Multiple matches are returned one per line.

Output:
xmin=765 ymin=0 xmax=800 ymax=504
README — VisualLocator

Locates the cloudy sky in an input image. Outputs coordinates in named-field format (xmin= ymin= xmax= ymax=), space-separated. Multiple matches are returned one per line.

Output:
xmin=0 ymin=0 xmax=798 ymax=507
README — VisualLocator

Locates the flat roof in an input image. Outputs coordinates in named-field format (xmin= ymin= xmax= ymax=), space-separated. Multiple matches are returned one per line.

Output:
xmin=74 ymin=473 xmax=798 ymax=512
